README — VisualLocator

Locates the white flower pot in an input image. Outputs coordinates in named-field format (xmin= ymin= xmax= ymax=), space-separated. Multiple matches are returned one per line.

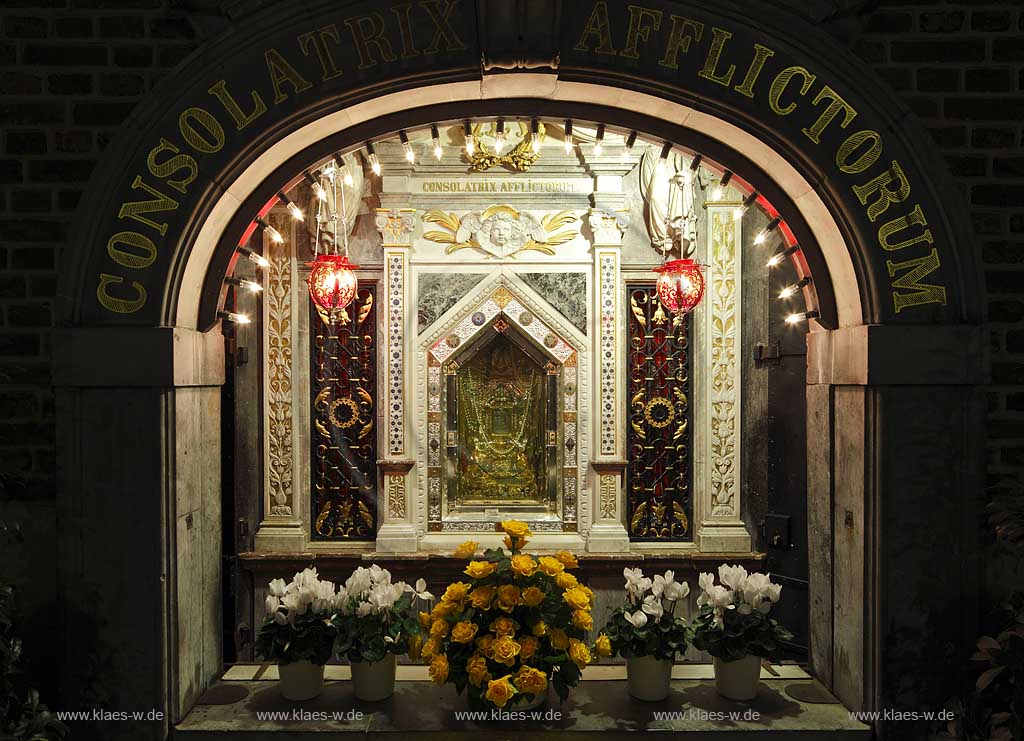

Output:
xmin=626 ymin=655 xmax=674 ymax=701
xmin=350 ymin=653 xmax=397 ymax=702
xmin=713 ymin=655 xmax=761 ymax=701
xmin=278 ymin=660 xmax=325 ymax=701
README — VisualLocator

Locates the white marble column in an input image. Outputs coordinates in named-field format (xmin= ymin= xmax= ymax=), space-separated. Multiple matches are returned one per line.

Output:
xmin=695 ymin=204 xmax=752 ymax=552
xmin=375 ymin=207 xmax=419 ymax=552
xmin=255 ymin=217 xmax=304 ymax=551
xmin=587 ymin=209 xmax=631 ymax=553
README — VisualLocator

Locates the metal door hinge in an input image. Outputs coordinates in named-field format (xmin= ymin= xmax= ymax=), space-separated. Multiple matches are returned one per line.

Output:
xmin=754 ymin=341 xmax=781 ymax=366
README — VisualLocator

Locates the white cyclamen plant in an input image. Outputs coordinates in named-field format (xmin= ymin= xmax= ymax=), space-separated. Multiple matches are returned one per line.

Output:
xmin=335 ymin=565 xmax=432 ymax=663
xmin=257 ymin=567 xmax=343 ymax=665
xmin=689 ymin=564 xmax=791 ymax=663
xmin=601 ymin=568 xmax=691 ymax=660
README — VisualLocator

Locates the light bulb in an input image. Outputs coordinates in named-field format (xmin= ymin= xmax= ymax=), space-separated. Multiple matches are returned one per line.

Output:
xmin=342 ymin=167 xmax=353 ymax=186
xmin=286 ymin=202 xmax=303 ymax=221
xmin=754 ymin=216 xmax=782 ymax=245
xmin=466 ymin=138 xmax=475 ymax=156
xmin=312 ymin=182 xmax=327 ymax=201
xmin=531 ymin=137 xmax=541 ymax=154
xmin=785 ymin=310 xmax=819 ymax=325
xmin=243 ymin=248 xmax=269 ymax=268
xmin=713 ymin=171 xmax=733 ymax=201
xmin=240 ymin=279 xmax=262 ymax=293
xmin=219 ymin=311 xmax=250 ymax=325
xmin=431 ymin=124 xmax=442 ymax=160
xmin=530 ymin=118 xmax=541 ymax=154
xmin=256 ymin=217 xmax=283 ymax=244
xmin=563 ymin=119 xmax=573 ymax=154
xmin=593 ymin=124 xmax=605 ymax=156
xmin=403 ymin=143 xmax=415 ymax=163
xmin=369 ymin=153 xmax=381 ymax=175
xmin=767 ymin=252 xmax=785 ymax=268
xmin=779 ymin=285 xmax=798 ymax=299
xmin=622 ymin=130 xmax=637 ymax=163
xmin=464 ymin=120 xmax=474 ymax=156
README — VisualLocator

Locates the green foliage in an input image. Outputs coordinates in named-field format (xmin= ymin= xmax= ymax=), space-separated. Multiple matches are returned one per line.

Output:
xmin=0 ymin=584 xmax=68 ymax=741
xmin=944 ymin=593 xmax=1024 ymax=741
xmin=603 ymin=606 xmax=688 ymax=661
xmin=254 ymin=611 xmax=337 ymax=667
xmin=334 ymin=591 xmax=422 ymax=663
xmin=689 ymin=603 xmax=792 ymax=663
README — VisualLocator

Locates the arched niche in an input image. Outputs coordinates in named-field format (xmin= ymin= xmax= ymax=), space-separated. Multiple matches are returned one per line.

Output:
xmin=53 ymin=2 xmax=987 ymax=739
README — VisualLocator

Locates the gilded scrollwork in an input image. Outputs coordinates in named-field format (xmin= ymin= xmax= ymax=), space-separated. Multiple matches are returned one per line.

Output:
xmin=423 ymin=205 xmax=578 ymax=259
xmin=599 ymin=474 xmax=617 ymax=520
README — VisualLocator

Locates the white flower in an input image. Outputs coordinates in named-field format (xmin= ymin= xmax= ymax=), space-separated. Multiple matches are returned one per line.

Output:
xmin=696 ymin=572 xmax=716 ymax=606
xmin=663 ymin=579 xmax=690 ymax=602
xmin=624 ymin=609 xmax=648 ymax=628
xmin=356 ymin=601 xmax=373 ymax=617
xmin=265 ymin=594 xmax=280 ymax=615
xmin=268 ymin=578 xmax=288 ymax=598
xmin=765 ymin=581 xmax=782 ymax=603
xmin=368 ymin=564 xmax=387 ymax=584
xmin=641 ymin=595 xmax=664 ymax=619
xmin=273 ymin=609 xmax=288 ymax=626
xmin=651 ymin=573 xmax=666 ymax=597
xmin=411 ymin=578 xmax=433 ymax=601
xmin=623 ymin=567 xmax=645 ymax=591
xmin=718 ymin=564 xmax=748 ymax=592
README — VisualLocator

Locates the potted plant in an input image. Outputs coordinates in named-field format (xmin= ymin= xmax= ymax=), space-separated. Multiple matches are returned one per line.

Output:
xmin=335 ymin=565 xmax=432 ymax=701
xmin=600 ymin=567 xmax=691 ymax=701
xmin=690 ymin=565 xmax=792 ymax=701
xmin=424 ymin=521 xmax=593 ymax=711
xmin=256 ymin=567 xmax=341 ymax=701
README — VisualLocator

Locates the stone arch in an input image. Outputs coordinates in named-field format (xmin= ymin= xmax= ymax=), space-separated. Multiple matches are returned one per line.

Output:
xmin=53 ymin=2 xmax=986 ymax=739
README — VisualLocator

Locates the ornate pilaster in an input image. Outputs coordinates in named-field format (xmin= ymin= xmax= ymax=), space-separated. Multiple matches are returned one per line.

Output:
xmin=696 ymin=204 xmax=751 ymax=552
xmin=255 ymin=214 xmax=304 ymax=551
xmin=375 ymin=207 xmax=418 ymax=552
xmin=588 ymin=209 xmax=630 ymax=553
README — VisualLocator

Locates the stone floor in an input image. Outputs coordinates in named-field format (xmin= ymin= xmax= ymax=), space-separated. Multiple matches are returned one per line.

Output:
xmin=172 ymin=664 xmax=870 ymax=739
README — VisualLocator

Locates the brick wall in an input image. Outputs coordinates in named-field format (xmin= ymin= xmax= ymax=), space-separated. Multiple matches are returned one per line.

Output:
xmin=848 ymin=2 xmax=1023 ymax=510
xmin=0 ymin=1 xmax=200 ymax=505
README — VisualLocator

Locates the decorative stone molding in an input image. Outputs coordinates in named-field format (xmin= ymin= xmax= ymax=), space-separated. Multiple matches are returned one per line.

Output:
xmin=696 ymin=205 xmax=751 ymax=552
xmin=376 ymin=459 xmax=416 ymax=552
xmin=588 ymin=459 xmax=629 ymax=553
xmin=255 ymin=218 xmax=304 ymax=551
xmin=587 ymin=208 xmax=629 ymax=247
xmin=375 ymin=207 xmax=416 ymax=247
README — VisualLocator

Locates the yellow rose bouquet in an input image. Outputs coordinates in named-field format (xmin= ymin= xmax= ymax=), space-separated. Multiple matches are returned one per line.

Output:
xmin=424 ymin=521 xmax=593 ymax=710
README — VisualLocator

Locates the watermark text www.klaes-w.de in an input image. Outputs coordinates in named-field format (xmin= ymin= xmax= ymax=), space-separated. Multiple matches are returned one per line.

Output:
xmin=55 ymin=710 xmax=166 ymax=722
xmin=849 ymin=709 xmax=956 ymax=723
xmin=651 ymin=708 xmax=762 ymax=722
xmin=453 ymin=708 xmax=564 ymax=722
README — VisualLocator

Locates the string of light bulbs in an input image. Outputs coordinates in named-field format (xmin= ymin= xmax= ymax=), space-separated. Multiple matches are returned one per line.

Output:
xmin=220 ymin=118 xmax=819 ymax=328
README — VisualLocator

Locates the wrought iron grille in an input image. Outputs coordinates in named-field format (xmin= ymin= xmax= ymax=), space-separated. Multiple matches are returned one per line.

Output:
xmin=310 ymin=284 xmax=377 ymax=540
xmin=625 ymin=284 xmax=692 ymax=540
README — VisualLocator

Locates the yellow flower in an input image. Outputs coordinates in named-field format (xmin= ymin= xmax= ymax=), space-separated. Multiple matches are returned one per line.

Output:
xmin=428 ymin=653 xmax=449 ymax=684
xmin=548 ymin=628 xmax=569 ymax=650
xmin=485 ymin=674 xmax=517 ymax=708
xmin=563 ymin=586 xmax=591 ymax=611
xmin=513 ymin=665 xmax=548 ymax=696
xmin=430 ymin=600 xmax=454 ymax=620
xmin=430 ymin=619 xmax=449 ymax=639
xmin=467 ymin=653 xmax=491 ymax=687
xmin=469 ymin=585 xmax=496 ymax=610
xmin=496 ymin=584 xmax=521 ymax=612
xmin=451 ymin=621 xmax=479 ymax=644
xmin=595 ymin=633 xmax=613 ymax=657
xmin=519 ymin=635 xmax=539 ymax=660
xmin=500 ymin=520 xmax=532 ymax=539
xmin=531 ymin=620 xmax=548 ymax=637
xmin=568 ymin=638 xmax=591 ymax=669
xmin=554 ymin=550 xmax=579 ymax=569
xmin=503 ymin=535 xmax=528 ymax=551
xmin=418 ymin=611 xmax=432 ymax=630
xmin=453 ymin=540 xmax=478 ymax=559
xmin=521 ymin=586 xmax=545 ymax=607
xmin=490 ymin=616 xmax=516 ymax=637
xmin=511 ymin=554 xmax=537 ymax=577
xmin=537 ymin=556 xmax=565 ymax=576
xmin=442 ymin=582 xmax=471 ymax=604
xmin=581 ymin=585 xmax=595 ymax=600
xmin=491 ymin=635 xmax=522 ymax=666
xmin=476 ymin=634 xmax=495 ymax=656
xmin=555 ymin=572 xmax=578 ymax=589
xmin=465 ymin=560 xmax=498 ymax=579
xmin=421 ymin=637 xmax=441 ymax=660
xmin=572 ymin=609 xmax=593 ymax=631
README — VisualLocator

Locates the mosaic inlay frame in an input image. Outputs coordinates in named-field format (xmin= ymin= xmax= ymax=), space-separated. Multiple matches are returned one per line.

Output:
xmin=422 ymin=283 xmax=582 ymax=533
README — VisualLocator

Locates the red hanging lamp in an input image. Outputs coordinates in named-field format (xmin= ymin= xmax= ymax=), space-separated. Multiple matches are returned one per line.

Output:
xmin=307 ymin=254 xmax=359 ymax=310
xmin=654 ymin=157 xmax=706 ymax=316
xmin=306 ymin=158 xmax=359 ymax=312
xmin=654 ymin=258 xmax=705 ymax=316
